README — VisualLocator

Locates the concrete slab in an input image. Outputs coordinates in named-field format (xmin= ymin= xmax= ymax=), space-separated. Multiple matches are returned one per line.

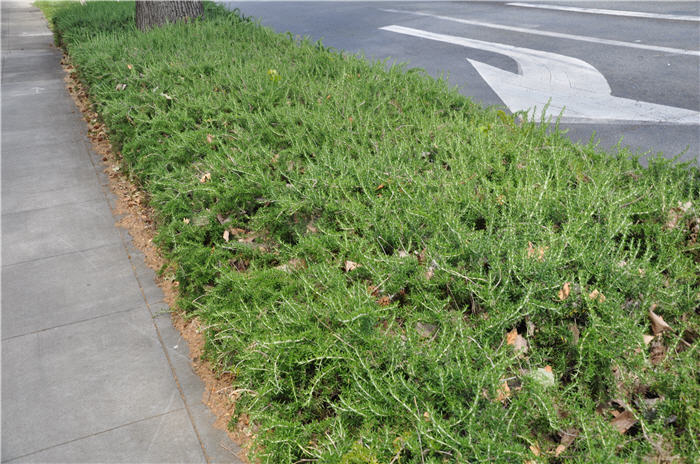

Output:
xmin=1 ymin=16 xmax=55 ymax=49
xmin=1 ymin=174 xmax=104 ymax=214
xmin=1 ymin=198 xmax=123 ymax=266
xmin=1 ymin=120 xmax=87 ymax=148
xmin=8 ymin=409 xmax=207 ymax=464
xmin=1 ymin=137 xmax=93 ymax=169
xmin=151 ymin=303 xmax=246 ymax=463
xmin=1 ymin=1 xmax=245 ymax=462
xmin=0 ymin=76 xmax=69 ymax=97
xmin=2 ymin=244 xmax=146 ymax=340
xmin=1 ymin=50 xmax=64 ymax=82
xmin=190 ymin=403 xmax=244 ymax=464
xmin=1 ymin=307 xmax=184 ymax=461
xmin=1 ymin=140 xmax=104 ymax=214
xmin=152 ymin=303 xmax=207 ymax=408
xmin=2 ymin=35 xmax=55 ymax=52
xmin=2 ymin=90 xmax=85 ymax=133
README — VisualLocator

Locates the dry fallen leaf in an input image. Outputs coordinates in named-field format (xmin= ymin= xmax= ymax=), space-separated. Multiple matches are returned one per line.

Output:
xmin=377 ymin=296 xmax=392 ymax=307
xmin=650 ymin=338 xmax=667 ymax=366
xmin=554 ymin=427 xmax=579 ymax=458
xmin=416 ymin=248 xmax=427 ymax=265
xmin=344 ymin=260 xmax=360 ymax=272
xmin=306 ymin=222 xmax=319 ymax=234
xmin=425 ymin=259 xmax=438 ymax=280
xmin=199 ymin=172 xmax=211 ymax=183
xmin=554 ymin=445 xmax=567 ymax=457
xmin=665 ymin=201 xmax=692 ymax=230
xmin=206 ymin=134 xmax=214 ymax=144
xmin=526 ymin=318 xmax=536 ymax=338
xmin=643 ymin=334 xmax=655 ymax=346
xmin=275 ymin=258 xmax=306 ymax=273
xmin=649 ymin=306 xmax=672 ymax=335
xmin=495 ymin=380 xmax=510 ymax=402
xmin=529 ymin=443 xmax=540 ymax=457
xmin=527 ymin=241 xmax=548 ymax=261
xmin=558 ymin=428 xmax=578 ymax=453
xmin=643 ymin=433 xmax=679 ymax=463
xmin=223 ymin=229 xmax=230 ymax=242
xmin=610 ymin=410 xmax=637 ymax=434
xmin=397 ymin=250 xmax=409 ymax=258
xmin=554 ymin=427 xmax=578 ymax=458
xmin=506 ymin=328 xmax=528 ymax=355
xmin=588 ymin=289 xmax=606 ymax=303
xmin=182 ymin=218 xmax=190 ymax=224
xmin=238 ymin=232 xmax=259 ymax=244
xmin=558 ymin=282 xmax=571 ymax=301
xmin=228 ymin=227 xmax=247 ymax=237
xmin=569 ymin=323 xmax=580 ymax=345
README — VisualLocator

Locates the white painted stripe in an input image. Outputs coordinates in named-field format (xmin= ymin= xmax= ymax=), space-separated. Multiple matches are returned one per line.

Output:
xmin=507 ymin=3 xmax=700 ymax=23
xmin=379 ymin=9 xmax=700 ymax=57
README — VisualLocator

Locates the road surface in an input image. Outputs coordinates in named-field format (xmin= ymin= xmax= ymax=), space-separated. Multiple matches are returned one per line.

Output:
xmin=223 ymin=1 xmax=700 ymax=165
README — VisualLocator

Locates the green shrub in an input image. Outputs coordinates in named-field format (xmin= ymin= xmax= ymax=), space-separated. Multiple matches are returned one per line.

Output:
xmin=40 ymin=1 xmax=699 ymax=462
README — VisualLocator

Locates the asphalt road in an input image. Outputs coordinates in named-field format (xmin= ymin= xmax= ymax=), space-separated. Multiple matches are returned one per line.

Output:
xmin=223 ymin=1 xmax=700 ymax=165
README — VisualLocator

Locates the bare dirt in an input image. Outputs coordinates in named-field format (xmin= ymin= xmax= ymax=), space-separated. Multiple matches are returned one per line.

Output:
xmin=60 ymin=53 xmax=256 ymax=462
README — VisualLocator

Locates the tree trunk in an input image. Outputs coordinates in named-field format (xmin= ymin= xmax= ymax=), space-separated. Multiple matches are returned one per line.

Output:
xmin=135 ymin=1 xmax=204 ymax=32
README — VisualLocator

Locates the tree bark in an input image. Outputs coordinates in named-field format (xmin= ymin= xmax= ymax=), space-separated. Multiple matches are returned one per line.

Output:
xmin=135 ymin=1 xmax=204 ymax=32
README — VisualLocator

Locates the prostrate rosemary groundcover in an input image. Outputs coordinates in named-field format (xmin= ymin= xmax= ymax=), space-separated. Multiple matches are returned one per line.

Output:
xmin=40 ymin=2 xmax=699 ymax=462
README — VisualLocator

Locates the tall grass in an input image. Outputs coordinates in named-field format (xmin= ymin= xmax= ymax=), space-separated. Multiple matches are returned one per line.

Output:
xmin=40 ymin=1 xmax=699 ymax=462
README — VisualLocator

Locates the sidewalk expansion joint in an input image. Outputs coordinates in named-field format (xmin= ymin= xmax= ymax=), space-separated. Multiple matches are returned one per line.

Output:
xmin=1 ymin=242 xmax=118 ymax=269
xmin=1 ymin=408 xmax=187 ymax=463
xmin=1 ymin=305 xmax=144 ymax=342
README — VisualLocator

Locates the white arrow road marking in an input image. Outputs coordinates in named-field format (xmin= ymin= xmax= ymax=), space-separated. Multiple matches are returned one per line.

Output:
xmin=506 ymin=3 xmax=700 ymax=23
xmin=379 ymin=9 xmax=700 ymax=57
xmin=380 ymin=25 xmax=700 ymax=125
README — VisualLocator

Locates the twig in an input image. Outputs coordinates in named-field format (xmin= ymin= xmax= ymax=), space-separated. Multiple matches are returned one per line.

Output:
xmin=413 ymin=397 xmax=426 ymax=464
xmin=467 ymin=337 xmax=494 ymax=368
xmin=620 ymin=195 xmax=645 ymax=208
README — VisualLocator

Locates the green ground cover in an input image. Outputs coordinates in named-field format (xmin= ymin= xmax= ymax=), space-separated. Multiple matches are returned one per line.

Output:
xmin=39 ymin=2 xmax=699 ymax=462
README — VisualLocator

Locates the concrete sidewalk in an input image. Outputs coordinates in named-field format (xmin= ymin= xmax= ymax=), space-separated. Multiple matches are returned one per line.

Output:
xmin=1 ymin=2 xmax=242 ymax=462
